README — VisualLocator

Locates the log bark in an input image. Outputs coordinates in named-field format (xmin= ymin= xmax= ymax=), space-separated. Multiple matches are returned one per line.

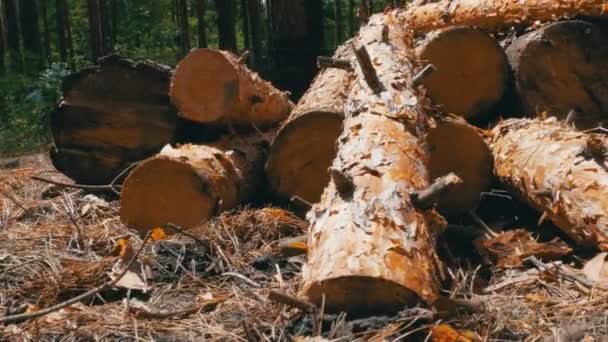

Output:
xmin=427 ymin=116 xmax=492 ymax=215
xmin=505 ymin=20 xmax=608 ymax=129
xmin=170 ymin=48 xmax=292 ymax=126
xmin=416 ymin=26 xmax=509 ymax=120
xmin=490 ymin=117 xmax=608 ymax=251
xmin=401 ymin=0 xmax=608 ymax=33
xmin=301 ymin=13 xmax=443 ymax=315
xmin=265 ymin=43 xmax=353 ymax=205
xmin=120 ymin=135 xmax=267 ymax=233
xmin=50 ymin=56 xmax=178 ymax=185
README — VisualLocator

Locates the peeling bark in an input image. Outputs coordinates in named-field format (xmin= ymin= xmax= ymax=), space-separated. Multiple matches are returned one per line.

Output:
xmin=401 ymin=0 xmax=608 ymax=33
xmin=301 ymin=13 xmax=443 ymax=315
xmin=120 ymin=135 xmax=268 ymax=233
xmin=506 ymin=20 xmax=608 ymax=128
xmin=491 ymin=117 xmax=608 ymax=251
xmin=266 ymin=43 xmax=353 ymax=205
xmin=170 ymin=48 xmax=292 ymax=126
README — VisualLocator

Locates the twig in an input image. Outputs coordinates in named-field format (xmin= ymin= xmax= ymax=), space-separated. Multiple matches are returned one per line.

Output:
xmin=31 ymin=176 xmax=117 ymax=192
xmin=469 ymin=210 xmax=499 ymax=238
xmin=564 ymin=109 xmax=577 ymax=126
xmin=222 ymin=272 xmax=261 ymax=288
xmin=165 ymin=223 xmax=208 ymax=247
xmin=317 ymin=56 xmax=353 ymax=71
xmin=267 ymin=290 xmax=315 ymax=312
xmin=525 ymin=256 xmax=595 ymax=288
xmin=411 ymin=64 xmax=437 ymax=87
xmin=66 ymin=210 xmax=86 ymax=252
xmin=0 ymin=191 xmax=28 ymax=213
xmin=352 ymin=42 xmax=383 ymax=94
xmin=0 ymin=231 xmax=153 ymax=325
xmin=290 ymin=195 xmax=312 ymax=210
xmin=108 ymin=161 xmax=142 ymax=195
xmin=411 ymin=173 xmax=462 ymax=210
xmin=237 ymin=50 xmax=250 ymax=64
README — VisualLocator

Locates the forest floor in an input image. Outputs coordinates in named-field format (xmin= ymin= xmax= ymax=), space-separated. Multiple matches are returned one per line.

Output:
xmin=0 ymin=154 xmax=607 ymax=341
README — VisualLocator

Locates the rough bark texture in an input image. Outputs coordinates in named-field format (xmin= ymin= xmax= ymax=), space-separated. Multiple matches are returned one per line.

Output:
xmin=401 ymin=0 xmax=608 ymax=33
xmin=416 ymin=26 xmax=509 ymax=120
xmin=427 ymin=116 xmax=492 ymax=215
xmin=266 ymin=43 xmax=353 ymax=205
xmin=50 ymin=56 xmax=177 ymax=185
xmin=491 ymin=117 xmax=608 ymax=251
xmin=506 ymin=20 xmax=608 ymax=128
xmin=120 ymin=135 xmax=267 ymax=233
xmin=301 ymin=13 xmax=443 ymax=315
xmin=170 ymin=48 xmax=292 ymax=126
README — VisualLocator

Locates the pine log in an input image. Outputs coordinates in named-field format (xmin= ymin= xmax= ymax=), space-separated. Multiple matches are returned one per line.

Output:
xmin=170 ymin=48 xmax=292 ymax=126
xmin=491 ymin=117 xmax=608 ymax=251
xmin=416 ymin=26 xmax=509 ymax=120
xmin=301 ymin=13 xmax=443 ymax=315
xmin=265 ymin=44 xmax=353 ymax=204
xmin=506 ymin=20 xmax=608 ymax=128
xmin=401 ymin=0 xmax=608 ymax=33
xmin=427 ymin=116 xmax=492 ymax=215
xmin=50 ymin=56 xmax=177 ymax=185
xmin=120 ymin=135 xmax=267 ymax=233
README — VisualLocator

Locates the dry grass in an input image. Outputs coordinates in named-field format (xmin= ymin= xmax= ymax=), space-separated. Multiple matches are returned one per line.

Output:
xmin=1 ymin=155 xmax=607 ymax=341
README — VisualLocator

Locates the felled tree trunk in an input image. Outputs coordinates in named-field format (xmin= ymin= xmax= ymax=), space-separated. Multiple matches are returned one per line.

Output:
xmin=120 ymin=135 xmax=267 ymax=233
xmin=266 ymin=43 xmax=353 ymax=205
xmin=170 ymin=49 xmax=292 ymax=126
xmin=491 ymin=117 xmax=608 ymax=251
xmin=506 ymin=20 xmax=608 ymax=128
xmin=427 ymin=116 xmax=493 ymax=215
xmin=50 ymin=56 xmax=178 ymax=185
xmin=416 ymin=26 xmax=509 ymax=120
xmin=401 ymin=0 xmax=608 ymax=33
xmin=301 ymin=13 xmax=443 ymax=315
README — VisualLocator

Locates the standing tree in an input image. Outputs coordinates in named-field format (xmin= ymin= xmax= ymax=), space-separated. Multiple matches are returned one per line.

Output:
xmin=246 ymin=0 xmax=262 ymax=67
xmin=100 ymin=0 xmax=113 ymax=53
xmin=19 ymin=0 xmax=43 ymax=72
xmin=216 ymin=0 xmax=237 ymax=52
xmin=268 ymin=0 xmax=323 ymax=98
xmin=177 ymin=0 xmax=189 ymax=58
xmin=56 ymin=0 xmax=68 ymax=63
xmin=0 ymin=0 xmax=6 ymax=72
xmin=40 ymin=0 xmax=52 ymax=65
xmin=334 ymin=0 xmax=343 ymax=45
xmin=195 ymin=0 xmax=207 ymax=48
xmin=87 ymin=0 xmax=104 ymax=61
xmin=240 ymin=0 xmax=250 ymax=51
xmin=347 ymin=0 xmax=355 ymax=36
xmin=3 ymin=0 xmax=21 ymax=71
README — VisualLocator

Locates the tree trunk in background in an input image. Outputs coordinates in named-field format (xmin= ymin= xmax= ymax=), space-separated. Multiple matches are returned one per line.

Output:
xmin=195 ymin=0 xmax=207 ymax=48
xmin=347 ymin=0 xmax=355 ymax=36
xmin=56 ymin=0 xmax=68 ymax=63
xmin=216 ymin=0 xmax=237 ymax=52
xmin=64 ymin=0 xmax=74 ymax=69
xmin=110 ymin=0 xmax=118 ymax=43
xmin=40 ymin=0 xmax=51 ymax=65
xmin=100 ymin=0 xmax=113 ymax=53
xmin=240 ymin=0 xmax=250 ymax=51
xmin=268 ymin=0 xmax=323 ymax=99
xmin=491 ymin=117 xmax=608 ymax=251
xmin=0 ymin=0 xmax=6 ymax=72
xmin=19 ymin=0 xmax=43 ymax=72
xmin=177 ymin=0 xmax=189 ymax=58
xmin=334 ymin=0 xmax=343 ymax=45
xmin=87 ymin=0 xmax=104 ymax=61
xmin=4 ymin=0 xmax=21 ymax=71
xmin=246 ymin=0 xmax=262 ymax=68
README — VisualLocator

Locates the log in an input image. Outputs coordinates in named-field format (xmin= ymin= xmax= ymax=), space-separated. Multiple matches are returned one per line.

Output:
xmin=505 ymin=20 xmax=608 ymax=128
xmin=301 ymin=12 xmax=443 ymax=315
xmin=170 ymin=48 xmax=292 ymax=126
xmin=490 ymin=117 xmax=608 ymax=251
xmin=120 ymin=135 xmax=267 ymax=233
xmin=401 ymin=0 xmax=608 ymax=33
xmin=265 ymin=43 xmax=353 ymax=204
xmin=416 ymin=26 xmax=509 ymax=120
xmin=427 ymin=116 xmax=493 ymax=215
xmin=50 ymin=56 xmax=178 ymax=185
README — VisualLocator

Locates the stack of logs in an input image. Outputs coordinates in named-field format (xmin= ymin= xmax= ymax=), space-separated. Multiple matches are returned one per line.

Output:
xmin=49 ymin=0 xmax=608 ymax=316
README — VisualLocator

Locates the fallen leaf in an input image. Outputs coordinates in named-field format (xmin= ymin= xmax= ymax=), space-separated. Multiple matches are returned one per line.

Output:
xmin=150 ymin=227 xmax=167 ymax=242
xmin=112 ymin=268 xmax=149 ymax=292
xmin=431 ymin=324 xmax=479 ymax=342
xmin=481 ymin=229 xmax=572 ymax=268
xmin=583 ymin=253 xmax=608 ymax=285
xmin=111 ymin=237 xmax=134 ymax=262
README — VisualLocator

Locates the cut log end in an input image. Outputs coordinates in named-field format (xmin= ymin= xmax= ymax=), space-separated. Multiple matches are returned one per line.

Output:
xmin=427 ymin=117 xmax=492 ymax=215
xmin=506 ymin=20 xmax=608 ymax=128
xmin=418 ymin=26 xmax=509 ymax=120
xmin=120 ymin=156 xmax=215 ymax=233
xmin=303 ymin=277 xmax=420 ymax=315
xmin=266 ymin=112 xmax=342 ymax=203
xmin=171 ymin=49 xmax=239 ymax=123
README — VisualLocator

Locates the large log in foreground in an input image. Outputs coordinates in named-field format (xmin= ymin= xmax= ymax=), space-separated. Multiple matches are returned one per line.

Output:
xmin=416 ymin=26 xmax=509 ymax=120
xmin=491 ymin=117 xmax=608 ymax=251
xmin=120 ymin=136 xmax=267 ymax=233
xmin=301 ymin=13 xmax=443 ymax=315
xmin=170 ymin=49 xmax=292 ymax=126
xmin=51 ymin=56 xmax=177 ymax=185
xmin=266 ymin=43 xmax=353 ymax=204
xmin=506 ymin=20 xmax=608 ymax=128
xmin=401 ymin=0 xmax=608 ymax=33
